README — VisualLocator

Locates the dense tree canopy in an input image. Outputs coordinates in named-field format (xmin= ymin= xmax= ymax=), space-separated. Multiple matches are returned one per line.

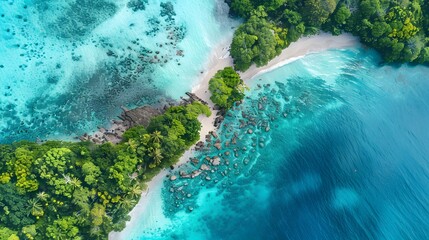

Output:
xmin=231 ymin=9 xmax=281 ymax=71
xmin=228 ymin=0 xmax=429 ymax=69
xmin=0 ymin=102 xmax=210 ymax=239
xmin=209 ymin=67 xmax=246 ymax=109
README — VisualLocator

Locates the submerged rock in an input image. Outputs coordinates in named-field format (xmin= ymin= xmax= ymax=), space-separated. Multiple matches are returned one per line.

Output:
xmin=200 ymin=164 xmax=210 ymax=171
xmin=191 ymin=158 xmax=199 ymax=165
xmin=211 ymin=156 xmax=220 ymax=166
xmin=191 ymin=170 xmax=202 ymax=178
xmin=210 ymin=131 xmax=218 ymax=138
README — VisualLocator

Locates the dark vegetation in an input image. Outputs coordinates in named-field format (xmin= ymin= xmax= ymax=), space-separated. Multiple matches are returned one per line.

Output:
xmin=0 ymin=102 xmax=210 ymax=240
xmin=209 ymin=67 xmax=246 ymax=110
xmin=228 ymin=0 xmax=429 ymax=71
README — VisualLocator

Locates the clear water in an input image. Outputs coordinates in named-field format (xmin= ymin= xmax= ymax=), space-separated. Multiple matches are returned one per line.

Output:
xmin=122 ymin=48 xmax=429 ymax=239
xmin=0 ymin=0 xmax=237 ymax=143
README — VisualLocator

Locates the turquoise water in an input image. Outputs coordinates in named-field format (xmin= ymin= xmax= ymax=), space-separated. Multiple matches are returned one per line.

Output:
xmin=124 ymin=48 xmax=429 ymax=239
xmin=0 ymin=0 xmax=236 ymax=143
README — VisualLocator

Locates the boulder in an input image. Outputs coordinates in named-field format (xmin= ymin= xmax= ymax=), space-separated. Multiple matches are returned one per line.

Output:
xmin=119 ymin=106 xmax=162 ymax=127
xmin=170 ymin=175 xmax=177 ymax=181
xmin=210 ymin=131 xmax=218 ymax=138
xmin=191 ymin=158 xmax=200 ymax=164
xmin=214 ymin=142 xmax=221 ymax=150
xmin=211 ymin=156 xmax=221 ymax=166
xmin=191 ymin=170 xmax=202 ymax=178
xmin=200 ymin=164 xmax=210 ymax=171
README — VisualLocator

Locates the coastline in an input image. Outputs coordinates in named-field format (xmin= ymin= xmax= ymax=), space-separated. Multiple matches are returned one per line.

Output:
xmin=109 ymin=32 xmax=359 ymax=239
xmin=239 ymin=32 xmax=360 ymax=80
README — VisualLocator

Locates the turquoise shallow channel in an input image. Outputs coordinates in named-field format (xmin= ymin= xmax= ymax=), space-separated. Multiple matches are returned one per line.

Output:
xmin=121 ymin=48 xmax=429 ymax=240
xmin=0 ymin=0 xmax=236 ymax=143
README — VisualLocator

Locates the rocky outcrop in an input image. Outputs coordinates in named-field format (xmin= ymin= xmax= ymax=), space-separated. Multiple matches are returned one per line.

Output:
xmin=211 ymin=156 xmax=220 ymax=166
xmin=214 ymin=141 xmax=221 ymax=150
xmin=186 ymin=92 xmax=208 ymax=105
xmin=119 ymin=105 xmax=163 ymax=127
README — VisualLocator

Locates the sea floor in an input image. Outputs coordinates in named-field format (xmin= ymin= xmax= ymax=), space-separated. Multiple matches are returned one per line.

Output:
xmin=119 ymin=48 xmax=429 ymax=240
xmin=0 ymin=0 xmax=237 ymax=143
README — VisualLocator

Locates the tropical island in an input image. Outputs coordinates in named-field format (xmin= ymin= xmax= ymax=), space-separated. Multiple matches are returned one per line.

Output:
xmin=1 ymin=0 xmax=429 ymax=239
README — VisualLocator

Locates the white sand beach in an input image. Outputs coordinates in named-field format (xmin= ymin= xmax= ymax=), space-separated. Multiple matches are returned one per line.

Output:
xmin=109 ymin=32 xmax=359 ymax=239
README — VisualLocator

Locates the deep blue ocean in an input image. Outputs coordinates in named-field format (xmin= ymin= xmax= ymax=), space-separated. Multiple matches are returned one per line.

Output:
xmin=119 ymin=48 xmax=429 ymax=240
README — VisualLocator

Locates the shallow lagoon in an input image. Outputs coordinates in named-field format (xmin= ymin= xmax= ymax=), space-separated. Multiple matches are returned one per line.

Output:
xmin=122 ymin=48 xmax=429 ymax=240
xmin=0 ymin=0 xmax=236 ymax=142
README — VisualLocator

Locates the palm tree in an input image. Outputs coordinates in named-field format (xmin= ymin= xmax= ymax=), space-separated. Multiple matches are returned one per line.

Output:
xmin=127 ymin=139 xmax=138 ymax=153
xmin=151 ymin=131 xmax=162 ymax=145
xmin=27 ymin=198 xmax=44 ymax=217
xmin=129 ymin=184 xmax=142 ymax=198
xmin=36 ymin=191 xmax=49 ymax=202
xmin=90 ymin=226 xmax=101 ymax=237
xmin=70 ymin=177 xmax=82 ymax=189
xmin=149 ymin=148 xmax=163 ymax=166
xmin=119 ymin=196 xmax=137 ymax=210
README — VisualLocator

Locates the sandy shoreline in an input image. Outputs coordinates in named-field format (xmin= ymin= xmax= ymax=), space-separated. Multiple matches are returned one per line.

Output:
xmin=109 ymin=32 xmax=359 ymax=239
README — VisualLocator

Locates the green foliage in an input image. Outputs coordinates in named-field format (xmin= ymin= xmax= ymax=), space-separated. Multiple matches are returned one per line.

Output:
xmin=231 ymin=8 xmax=280 ymax=71
xmin=230 ymin=0 xmax=254 ymax=18
xmin=14 ymin=147 xmax=39 ymax=193
xmin=0 ymin=183 xmax=35 ymax=229
xmin=333 ymin=4 xmax=351 ymax=25
xmin=147 ymin=102 xmax=210 ymax=165
xmin=209 ymin=67 xmax=246 ymax=109
xmin=185 ymin=101 xmax=212 ymax=118
xmin=81 ymin=162 xmax=101 ymax=186
xmin=347 ymin=0 xmax=428 ymax=63
xmin=0 ymin=102 xmax=210 ymax=239
xmin=90 ymin=204 xmax=106 ymax=227
xmin=227 ymin=0 xmax=429 ymax=66
xmin=301 ymin=0 xmax=338 ymax=27
xmin=46 ymin=216 xmax=81 ymax=240
xmin=0 ymin=227 xmax=19 ymax=240
xmin=121 ymin=125 xmax=147 ymax=142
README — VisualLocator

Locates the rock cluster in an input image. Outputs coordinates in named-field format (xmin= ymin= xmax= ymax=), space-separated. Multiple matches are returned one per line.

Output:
xmin=162 ymin=82 xmax=310 ymax=215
